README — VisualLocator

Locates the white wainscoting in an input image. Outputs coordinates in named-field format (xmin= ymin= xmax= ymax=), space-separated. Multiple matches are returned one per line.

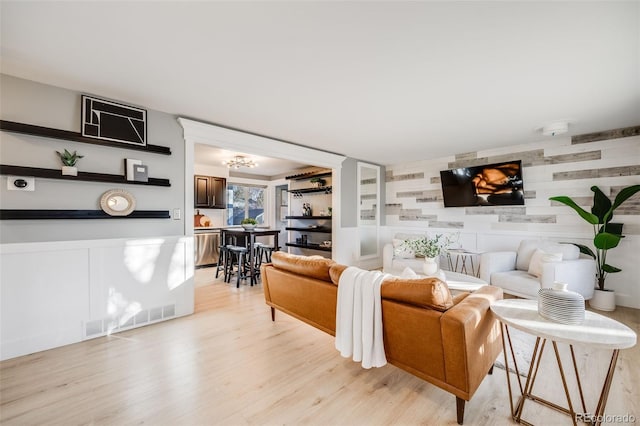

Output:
xmin=0 ymin=236 xmax=194 ymax=361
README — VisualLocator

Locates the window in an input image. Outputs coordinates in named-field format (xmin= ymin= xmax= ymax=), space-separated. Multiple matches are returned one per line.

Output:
xmin=226 ymin=183 xmax=266 ymax=225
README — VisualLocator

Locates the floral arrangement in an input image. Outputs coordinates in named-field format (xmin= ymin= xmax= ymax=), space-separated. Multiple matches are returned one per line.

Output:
xmin=402 ymin=233 xmax=458 ymax=258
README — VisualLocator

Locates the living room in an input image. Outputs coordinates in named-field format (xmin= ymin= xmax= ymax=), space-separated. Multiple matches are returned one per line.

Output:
xmin=1 ymin=1 xmax=638 ymax=424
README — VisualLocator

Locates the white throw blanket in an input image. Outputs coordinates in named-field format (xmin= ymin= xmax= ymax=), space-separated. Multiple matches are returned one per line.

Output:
xmin=335 ymin=267 xmax=390 ymax=369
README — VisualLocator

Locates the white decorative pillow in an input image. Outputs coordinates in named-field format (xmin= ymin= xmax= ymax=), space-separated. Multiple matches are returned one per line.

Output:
xmin=392 ymin=239 xmax=415 ymax=259
xmin=528 ymin=249 xmax=563 ymax=278
xmin=399 ymin=267 xmax=421 ymax=279
xmin=392 ymin=238 xmax=405 ymax=248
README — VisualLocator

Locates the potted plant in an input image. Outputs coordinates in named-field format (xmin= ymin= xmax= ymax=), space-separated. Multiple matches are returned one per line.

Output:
xmin=310 ymin=177 xmax=326 ymax=188
xmin=56 ymin=149 xmax=84 ymax=176
xmin=241 ymin=217 xmax=257 ymax=230
xmin=550 ymin=185 xmax=640 ymax=311
xmin=402 ymin=234 xmax=457 ymax=277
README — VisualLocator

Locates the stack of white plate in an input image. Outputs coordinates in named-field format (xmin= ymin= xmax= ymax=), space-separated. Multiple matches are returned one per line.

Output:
xmin=538 ymin=282 xmax=585 ymax=325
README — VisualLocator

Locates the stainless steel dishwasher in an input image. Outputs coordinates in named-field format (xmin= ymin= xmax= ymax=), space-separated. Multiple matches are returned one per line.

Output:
xmin=195 ymin=230 xmax=220 ymax=267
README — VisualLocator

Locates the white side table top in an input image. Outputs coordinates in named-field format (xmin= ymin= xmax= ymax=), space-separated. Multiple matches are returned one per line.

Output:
xmin=491 ymin=299 xmax=637 ymax=350
xmin=446 ymin=249 xmax=482 ymax=256
xmin=443 ymin=270 xmax=486 ymax=284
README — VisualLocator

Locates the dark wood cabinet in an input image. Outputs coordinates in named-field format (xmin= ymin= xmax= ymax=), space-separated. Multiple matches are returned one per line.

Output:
xmin=194 ymin=175 xmax=226 ymax=209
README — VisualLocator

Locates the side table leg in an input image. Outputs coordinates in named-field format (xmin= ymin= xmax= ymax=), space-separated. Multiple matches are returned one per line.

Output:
xmin=593 ymin=349 xmax=620 ymax=426
xmin=552 ymin=341 xmax=578 ymax=426
xmin=569 ymin=345 xmax=588 ymax=415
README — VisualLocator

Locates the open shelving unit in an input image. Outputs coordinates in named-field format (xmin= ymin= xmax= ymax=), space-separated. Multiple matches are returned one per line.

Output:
xmin=1 ymin=120 xmax=173 ymax=220
xmin=284 ymin=169 xmax=333 ymax=255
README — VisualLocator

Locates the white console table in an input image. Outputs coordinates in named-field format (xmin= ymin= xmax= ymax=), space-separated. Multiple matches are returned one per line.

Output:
xmin=491 ymin=299 xmax=636 ymax=426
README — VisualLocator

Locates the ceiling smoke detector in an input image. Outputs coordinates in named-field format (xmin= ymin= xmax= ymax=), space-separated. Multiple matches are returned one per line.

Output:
xmin=542 ymin=121 xmax=569 ymax=136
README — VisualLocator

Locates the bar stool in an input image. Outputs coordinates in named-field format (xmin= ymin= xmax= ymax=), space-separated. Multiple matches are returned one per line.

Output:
xmin=215 ymin=245 xmax=230 ymax=280
xmin=226 ymin=245 xmax=249 ymax=288
xmin=258 ymin=245 xmax=278 ymax=263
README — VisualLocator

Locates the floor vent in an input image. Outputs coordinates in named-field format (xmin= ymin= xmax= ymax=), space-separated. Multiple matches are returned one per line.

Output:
xmin=84 ymin=304 xmax=176 ymax=338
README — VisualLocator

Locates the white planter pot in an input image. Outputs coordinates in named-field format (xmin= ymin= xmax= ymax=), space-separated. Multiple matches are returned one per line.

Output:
xmin=423 ymin=257 xmax=439 ymax=276
xmin=589 ymin=288 xmax=616 ymax=312
xmin=61 ymin=166 xmax=78 ymax=176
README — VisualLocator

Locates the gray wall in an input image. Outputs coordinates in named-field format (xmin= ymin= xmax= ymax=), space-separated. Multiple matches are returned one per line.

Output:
xmin=340 ymin=158 xmax=358 ymax=228
xmin=340 ymin=158 xmax=386 ymax=228
xmin=0 ymin=75 xmax=186 ymax=243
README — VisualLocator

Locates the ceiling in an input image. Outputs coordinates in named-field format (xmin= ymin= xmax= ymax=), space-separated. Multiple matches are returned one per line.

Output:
xmin=194 ymin=144 xmax=312 ymax=178
xmin=1 ymin=1 xmax=638 ymax=166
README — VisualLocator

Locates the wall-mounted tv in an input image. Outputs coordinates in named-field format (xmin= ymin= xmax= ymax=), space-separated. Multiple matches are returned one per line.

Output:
xmin=440 ymin=160 xmax=524 ymax=207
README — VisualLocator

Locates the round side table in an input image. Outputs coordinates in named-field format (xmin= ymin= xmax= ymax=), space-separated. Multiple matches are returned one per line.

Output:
xmin=490 ymin=299 xmax=636 ymax=426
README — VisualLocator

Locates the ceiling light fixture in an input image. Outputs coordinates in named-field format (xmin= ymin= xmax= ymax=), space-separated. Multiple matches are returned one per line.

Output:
xmin=542 ymin=121 xmax=569 ymax=136
xmin=222 ymin=155 xmax=258 ymax=169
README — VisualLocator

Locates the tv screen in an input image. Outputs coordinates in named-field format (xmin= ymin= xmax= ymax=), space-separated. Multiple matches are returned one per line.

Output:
xmin=440 ymin=160 xmax=524 ymax=207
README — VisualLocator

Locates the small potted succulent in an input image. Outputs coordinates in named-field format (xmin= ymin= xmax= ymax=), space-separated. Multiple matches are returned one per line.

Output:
xmin=56 ymin=149 xmax=84 ymax=176
xmin=241 ymin=217 xmax=257 ymax=230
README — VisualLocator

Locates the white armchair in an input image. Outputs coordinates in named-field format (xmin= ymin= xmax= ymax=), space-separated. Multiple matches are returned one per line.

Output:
xmin=383 ymin=233 xmax=427 ymax=275
xmin=479 ymin=239 xmax=596 ymax=300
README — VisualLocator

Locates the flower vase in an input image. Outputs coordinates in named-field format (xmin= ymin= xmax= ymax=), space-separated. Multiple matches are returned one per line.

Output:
xmin=423 ymin=257 xmax=439 ymax=276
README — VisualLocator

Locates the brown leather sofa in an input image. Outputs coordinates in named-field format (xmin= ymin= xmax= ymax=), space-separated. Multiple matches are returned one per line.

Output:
xmin=261 ymin=252 xmax=504 ymax=424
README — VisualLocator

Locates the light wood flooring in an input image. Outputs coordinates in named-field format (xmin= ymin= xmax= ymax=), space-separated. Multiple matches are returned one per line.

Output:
xmin=1 ymin=268 xmax=638 ymax=425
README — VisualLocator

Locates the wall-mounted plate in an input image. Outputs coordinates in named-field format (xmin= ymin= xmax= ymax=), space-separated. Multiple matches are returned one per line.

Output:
xmin=100 ymin=189 xmax=136 ymax=216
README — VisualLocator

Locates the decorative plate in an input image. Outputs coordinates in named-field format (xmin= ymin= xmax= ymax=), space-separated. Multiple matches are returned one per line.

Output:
xmin=100 ymin=189 xmax=136 ymax=216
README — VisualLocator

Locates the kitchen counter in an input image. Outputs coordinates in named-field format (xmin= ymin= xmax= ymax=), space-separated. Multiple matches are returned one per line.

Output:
xmin=195 ymin=227 xmax=222 ymax=233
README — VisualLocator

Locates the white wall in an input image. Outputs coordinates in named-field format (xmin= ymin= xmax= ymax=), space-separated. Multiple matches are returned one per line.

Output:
xmin=383 ymin=133 xmax=640 ymax=308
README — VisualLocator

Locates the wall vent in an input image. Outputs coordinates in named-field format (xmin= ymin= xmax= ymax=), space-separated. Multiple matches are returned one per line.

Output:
xmin=84 ymin=303 xmax=176 ymax=339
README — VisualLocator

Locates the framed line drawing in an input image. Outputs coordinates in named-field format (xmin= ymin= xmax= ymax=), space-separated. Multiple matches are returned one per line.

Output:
xmin=82 ymin=95 xmax=147 ymax=147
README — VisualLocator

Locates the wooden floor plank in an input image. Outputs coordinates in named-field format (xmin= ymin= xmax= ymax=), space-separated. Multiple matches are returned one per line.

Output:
xmin=1 ymin=268 xmax=638 ymax=425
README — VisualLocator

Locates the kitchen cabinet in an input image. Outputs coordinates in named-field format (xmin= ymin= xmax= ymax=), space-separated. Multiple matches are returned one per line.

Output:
xmin=194 ymin=175 xmax=226 ymax=209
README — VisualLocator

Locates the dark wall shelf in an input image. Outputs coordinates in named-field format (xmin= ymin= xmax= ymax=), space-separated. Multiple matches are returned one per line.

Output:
xmin=285 ymin=170 xmax=332 ymax=181
xmin=0 ymin=164 xmax=171 ymax=187
xmin=1 ymin=120 xmax=172 ymax=155
xmin=288 ymin=186 xmax=332 ymax=196
xmin=285 ymin=215 xmax=332 ymax=220
xmin=285 ymin=242 xmax=332 ymax=252
xmin=285 ymin=226 xmax=331 ymax=233
xmin=0 ymin=209 xmax=171 ymax=220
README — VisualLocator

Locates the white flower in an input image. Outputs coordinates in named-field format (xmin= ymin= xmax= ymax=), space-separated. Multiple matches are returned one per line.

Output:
xmin=401 ymin=233 xmax=458 ymax=258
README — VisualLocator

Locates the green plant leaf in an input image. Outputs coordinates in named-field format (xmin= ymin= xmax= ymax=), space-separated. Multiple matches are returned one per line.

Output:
xmin=549 ymin=196 xmax=599 ymax=224
xmin=570 ymin=243 xmax=596 ymax=258
xmin=599 ymin=222 xmax=623 ymax=237
xmin=594 ymin=232 xmax=622 ymax=250
xmin=611 ymin=184 xmax=640 ymax=210
xmin=590 ymin=186 xmax=612 ymax=224
xmin=602 ymin=264 xmax=622 ymax=273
